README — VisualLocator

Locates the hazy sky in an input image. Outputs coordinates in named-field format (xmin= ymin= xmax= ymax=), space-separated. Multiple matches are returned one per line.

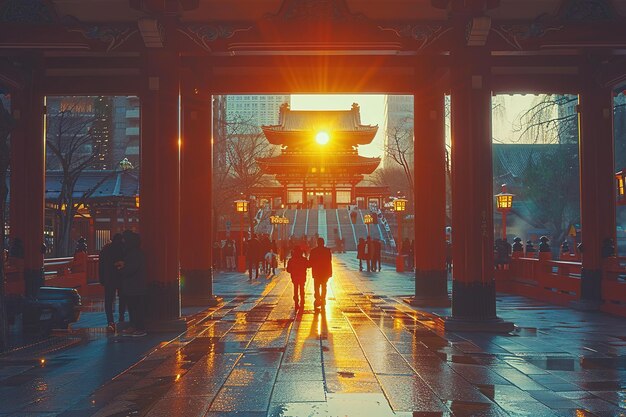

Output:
xmin=292 ymin=94 xmax=548 ymax=158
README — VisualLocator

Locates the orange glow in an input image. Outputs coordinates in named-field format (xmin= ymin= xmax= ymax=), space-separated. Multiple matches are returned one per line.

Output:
xmin=315 ymin=131 xmax=330 ymax=145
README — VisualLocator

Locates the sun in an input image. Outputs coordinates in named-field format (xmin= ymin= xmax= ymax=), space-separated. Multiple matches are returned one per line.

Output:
xmin=315 ymin=131 xmax=330 ymax=145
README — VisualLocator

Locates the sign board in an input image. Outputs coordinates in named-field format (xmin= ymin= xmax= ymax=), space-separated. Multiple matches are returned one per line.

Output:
xmin=568 ymin=225 xmax=576 ymax=237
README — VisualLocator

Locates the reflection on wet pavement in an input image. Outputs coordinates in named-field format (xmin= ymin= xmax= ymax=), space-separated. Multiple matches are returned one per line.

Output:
xmin=2 ymin=253 xmax=626 ymax=416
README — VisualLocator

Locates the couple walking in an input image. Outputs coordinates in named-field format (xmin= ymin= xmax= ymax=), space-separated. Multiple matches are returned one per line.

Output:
xmin=99 ymin=230 xmax=147 ymax=337
xmin=287 ymin=237 xmax=332 ymax=310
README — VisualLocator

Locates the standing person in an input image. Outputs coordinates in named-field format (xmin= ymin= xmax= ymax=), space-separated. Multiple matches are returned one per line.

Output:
xmin=357 ymin=238 xmax=365 ymax=271
xmin=364 ymin=236 xmax=373 ymax=272
xmin=212 ymin=241 xmax=222 ymax=271
xmin=246 ymin=233 xmax=261 ymax=280
xmin=99 ymin=233 xmax=126 ymax=332
xmin=372 ymin=238 xmax=382 ymax=272
xmin=119 ymin=231 xmax=147 ymax=337
xmin=287 ymin=246 xmax=309 ymax=310
xmin=308 ymin=237 xmax=332 ymax=309
xmin=224 ymin=240 xmax=235 ymax=271
xmin=265 ymin=248 xmax=278 ymax=276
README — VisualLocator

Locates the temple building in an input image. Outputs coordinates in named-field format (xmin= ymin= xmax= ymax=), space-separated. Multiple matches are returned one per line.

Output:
xmin=255 ymin=103 xmax=386 ymax=209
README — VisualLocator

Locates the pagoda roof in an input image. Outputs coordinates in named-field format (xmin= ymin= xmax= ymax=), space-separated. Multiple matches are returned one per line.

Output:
xmin=257 ymin=154 xmax=381 ymax=175
xmin=262 ymin=104 xmax=378 ymax=146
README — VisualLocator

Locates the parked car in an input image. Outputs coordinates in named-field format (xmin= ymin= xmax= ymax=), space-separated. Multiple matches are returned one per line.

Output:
xmin=22 ymin=287 xmax=82 ymax=332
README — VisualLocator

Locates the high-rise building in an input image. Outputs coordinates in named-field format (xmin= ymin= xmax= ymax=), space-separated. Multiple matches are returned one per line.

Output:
xmin=112 ymin=96 xmax=140 ymax=167
xmin=91 ymin=96 xmax=113 ymax=169
xmin=382 ymin=95 xmax=414 ymax=168
xmin=225 ymin=95 xmax=291 ymax=131
xmin=555 ymin=94 xmax=579 ymax=144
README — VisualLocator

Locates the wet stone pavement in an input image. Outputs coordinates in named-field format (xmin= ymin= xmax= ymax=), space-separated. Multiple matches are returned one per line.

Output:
xmin=1 ymin=253 xmax=626 ymax=416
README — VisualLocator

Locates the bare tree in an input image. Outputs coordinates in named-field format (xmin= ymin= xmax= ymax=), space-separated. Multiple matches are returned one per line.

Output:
xmin=212 ymin=111 xmax=278 ymax=238
xmin=506 ymin=94 xmax=580 ymax=244
xmin=383 ymin=116 xmax=414 ymax=204
xmin=0 ymin=96 xmax=15 ymax=352
xmin=45 ymin=97 xmax=134 ymax=256
xmin=512 ymin=94 xmax=577 ymax=144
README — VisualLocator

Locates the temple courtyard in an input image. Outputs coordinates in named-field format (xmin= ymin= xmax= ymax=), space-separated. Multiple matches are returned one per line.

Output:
xmin=1 ymin=254 xmax=626 ymax=417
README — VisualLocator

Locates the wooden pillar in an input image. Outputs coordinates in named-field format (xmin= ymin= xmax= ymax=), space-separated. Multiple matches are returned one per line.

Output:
xmin=180 ymin=83 xmax=219 ymax=306
xmin=578 ymin=84 xmax=615 ymax=305
xmin=447 ymin=46 xmax=512 ymax=331
xmin=10 ymin=78 xmax=45 ymax=298
xmin=302 ymin=178 xmax=307 ymax=208
xmin=331 ymin=182 xmax=337 ymax=209
xmin=411 ymin=79 xmax=448 ymax=304
xmin=140 ymin=49 xmax=184 ymax=330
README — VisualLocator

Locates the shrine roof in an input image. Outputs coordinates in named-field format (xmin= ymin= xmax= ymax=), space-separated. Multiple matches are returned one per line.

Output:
xmin=262 ymin=104 xmax=378 ymax=145
xmin=44 ymin=170 xmax=139 ymax=200
xmin=257 ymin=153 xmax=381 ymax=175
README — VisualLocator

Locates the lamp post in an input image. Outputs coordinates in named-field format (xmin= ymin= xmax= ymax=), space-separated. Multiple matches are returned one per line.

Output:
xmin=235 ymin=199 xmax=249 ymax=273
xmin=495 ymin=184 xmax=514 ymax=240
xmin=363 ymin=214 xmax=373 ymax=237
xmin=394 ymin=197 xmax=407 ymax=272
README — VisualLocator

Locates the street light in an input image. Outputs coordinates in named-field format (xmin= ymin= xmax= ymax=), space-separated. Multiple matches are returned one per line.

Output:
xmin=495 ymin=184 xmax=514 ymax=240
xmin=393 ymin=197 xmax=408 ymax=272
xmin=363 ymin=214 xmax=373 ymax=237
xmin=235 ymin=199 xmax=249 ymax=273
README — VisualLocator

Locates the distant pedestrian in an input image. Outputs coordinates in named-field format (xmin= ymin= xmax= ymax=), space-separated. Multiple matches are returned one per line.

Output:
xmin=99 ymin=233 xmax=126 ymax=332
xmin=357 ymin=238 xmax=366 ymax=271
xmin=212 ymin=241 xmax=222 ymax=271
xmin=119 ymin=231 xmax=147 ymax=337
xmin=224 ymin=240 xmax=235 ymax=271
xmin=246 ymin=234 xmax=261 ymax=280
xmin=265 ymin=248 xmax=278 ymax=276
xmin=308 ymin=237 xmax=332 ymax=309
xmin=287 ymin=246 xmax=309 ymax=310
xmin=372 ymin=238 xmax=382 ymax=272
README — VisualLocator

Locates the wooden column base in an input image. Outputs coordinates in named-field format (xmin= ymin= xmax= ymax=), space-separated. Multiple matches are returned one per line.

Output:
xmin=145 ymin=280 xmax=181 ymax=323
xmin=440 ymin=316 xmax=514 ymax=333
xmin=409 ymin=269 xmax=449 ymax=306
xmin=580 ymin=268 xmax=602 ymax=302
xmin=181 ymin=269 xmax=221 ymax=307
xmin=451 ymin=280 xmax=497 ymax=320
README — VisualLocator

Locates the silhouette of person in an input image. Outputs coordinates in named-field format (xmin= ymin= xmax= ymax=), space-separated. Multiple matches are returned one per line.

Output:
xmin=308 ymin=237 xmax=332 ymax=309
xmin=245 ymin=233 xmax=261 ymax=280
xmin=99 ymin=233 xmax=126 ymax=331
xmin=287 ymin=246 xmax=309 ymax=310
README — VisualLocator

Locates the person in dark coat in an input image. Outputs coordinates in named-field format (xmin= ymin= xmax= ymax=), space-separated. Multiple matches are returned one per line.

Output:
xmin=308 ymin=237 xmax=332 ymax=309
xmin=246 ymin=233 xmax=261 ymax=280
xmin=364 ymin=236 xmax=373 ymax=272
xmin=372 ymin=238 xmax=382 ymax=272
xmin=287 ymin=246 xmax=309 ymax=310
xmin=99 ymin=233 xmax=126 ymax=331
xmin=357 ymin=238 xmax=366 ymax=271
xmin=119 ymin=231 xmax=147 ymax=337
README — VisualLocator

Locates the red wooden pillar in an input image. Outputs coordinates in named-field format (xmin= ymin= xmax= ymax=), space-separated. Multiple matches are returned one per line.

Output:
xmin=578 ymin=84 xmax=615 ymax=305
xmin=411 ymin=80 xmax=448 ymax=304
xmin=139 ymin=50 xmax=184 ymax=329
xmin=180 ymin=84 xmax=220 ymax=306
xmin=447 ymin=47 xmax=512 ymax=331
xmin=10 ymin=79 xmax=45 ymax=298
